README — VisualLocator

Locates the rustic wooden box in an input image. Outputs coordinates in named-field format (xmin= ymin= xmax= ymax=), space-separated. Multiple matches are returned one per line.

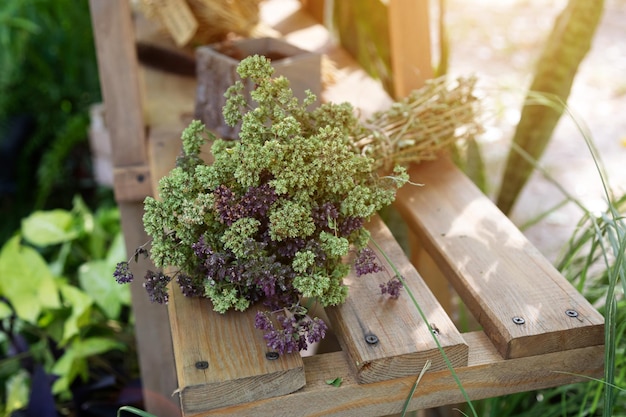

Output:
xmin=195 ymin=37 xmax=321 ymax=139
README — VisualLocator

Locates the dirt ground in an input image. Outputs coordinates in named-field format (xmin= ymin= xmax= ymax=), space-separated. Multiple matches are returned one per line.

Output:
xmin=444 ymin=0 xmax=626 ymax=262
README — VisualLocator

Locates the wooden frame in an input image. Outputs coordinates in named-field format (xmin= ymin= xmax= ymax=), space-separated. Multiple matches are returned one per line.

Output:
xmin=89 ymin=1 xmax=604 ymax=416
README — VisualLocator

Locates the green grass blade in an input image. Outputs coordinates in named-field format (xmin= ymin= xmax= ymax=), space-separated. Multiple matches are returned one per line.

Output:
xmin=117 ymin=406 xmax=157 ymax=417
xmin=400 ymin=360 xmax=431 ymax=417
xmin=370 ymin=237 xmax=478 ymax=417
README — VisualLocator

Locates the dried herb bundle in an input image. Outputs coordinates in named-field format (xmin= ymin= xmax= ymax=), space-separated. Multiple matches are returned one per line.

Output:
xmin=354 ymin=76 xmax=482 ymax=172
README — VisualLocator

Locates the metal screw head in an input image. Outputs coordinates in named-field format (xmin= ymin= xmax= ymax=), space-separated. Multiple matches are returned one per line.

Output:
xmin=364 ymin=334 xmax=379 ymax=345
xmin=565 ymin=309 xmax=579 ymax=318
xmin=195 ymin=361 xmax=209 ymax=370
xmin=512 ymin=316 xmax=525 ymax=325
xmin=265 ymin=351 xmax=280 ymax=360
xmin=430 ymin=323 xmax=440 ymax=336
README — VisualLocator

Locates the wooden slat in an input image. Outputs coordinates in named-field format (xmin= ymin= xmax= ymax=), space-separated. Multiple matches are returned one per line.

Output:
xmin=89 ymin=0 xmax=147 ymax=167
xmin=167 ymin=285 xmax=306 ymax=414
xmin=89 ymin=2 xmax=181 ymax=415
xmin=192 ymin=331 xmax=604 ymax=417
xmin=395 ymin=158 xmax=605 ymax=359
xmin=118 ymin=202 xmax=181 ymax=416
xmin=112 ymin=165 xmax=152 ymax=202
xmin=140 ymin=65 xmax=197 ymax=131
xmin=326 ymin=216 xmax=468 ymax=383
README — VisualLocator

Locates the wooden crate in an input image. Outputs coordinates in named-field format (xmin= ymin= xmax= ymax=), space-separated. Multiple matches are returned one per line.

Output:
xmin=90 ymin=1 xmax=605 ymax=416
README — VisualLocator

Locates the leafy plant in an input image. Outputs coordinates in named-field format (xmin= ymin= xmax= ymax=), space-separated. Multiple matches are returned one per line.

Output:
xmin=0 ymin=197 xmax=137 ymax=416
xmin=0 ymin=0 xmax=101 ymax=244
xmin=117 ymin=406 xmax=157 ymax=417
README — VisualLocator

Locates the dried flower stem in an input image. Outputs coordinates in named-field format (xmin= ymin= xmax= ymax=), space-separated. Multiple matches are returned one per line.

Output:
xmin=354 ymin=75 xmax=483 ymax=171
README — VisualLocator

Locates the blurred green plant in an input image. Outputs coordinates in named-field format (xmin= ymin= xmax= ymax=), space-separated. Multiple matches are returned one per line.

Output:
xmin=0 ymin=197 xmax=136 ymax=416
xmin=495 ymin=0 xmax=604 ymax=214
xmin=468 ymin=90 xmax=625 ymax=416
xmin=117 ymin=406 xmax=157 ymax=417
xmin=0 ymin=0 xmax=102 ymax=244
xmin=332 ymin=0 xmax=394 ymax=96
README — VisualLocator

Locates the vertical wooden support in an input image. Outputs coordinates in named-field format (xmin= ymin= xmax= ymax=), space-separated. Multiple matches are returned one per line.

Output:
xmin=89 ymin=1 xmax=180 ymax=414
xmin=387 ymin=0 xmax=451 ymax=335
xmin=388 ymin=0 xmax=433 ymax=97
xmin=89 ymin=0 xmax=146 ymax=167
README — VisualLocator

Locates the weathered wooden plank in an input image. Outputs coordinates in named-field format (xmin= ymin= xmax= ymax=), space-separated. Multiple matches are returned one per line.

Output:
xmin=118 ymin=202 xmax=181 ymax=416
xmin=326 ymin=216 xmax=468 ymax=383
xmin=112 ymin=165 xmax=152 ymax=202
xmin=167 ymin=285 xmax=306 ymax=414
xmin=395 ymin=158 xmax=605 ymax=359
xmin=89 ymin=1 xmax=181 ymax=415
xmin=193 ymin=331 xmax=603 ymax=417
xmin=89 ymin=0 xmax=147 ymax=168
xmin=139 ymin=63 xmax=197 ymax=131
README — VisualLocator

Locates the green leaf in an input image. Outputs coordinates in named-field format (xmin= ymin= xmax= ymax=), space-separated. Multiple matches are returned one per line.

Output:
xmin=21 ymin=209 xmax=78 ymax=246
xmin=0 ymin=299 xmax=12 ymax=320
xmin=59 ymin=284 xmax=93 ymax=344
xmin=4 ymin=369 xmax=30 ymax=415
xmin=79 ymin=259 xmax=130 ymax=319
xmin=52 ymin=336 xmax=126 ymax=395
xmin=325 ymin=377 xmax=343 ymax=387
xmin=72 ymin=336 xmax=126 ymax=358
xmin=0 ymin=236 xmax=60 ymax=323
xmin=117 ymin=406 xmax=158 ymax=417
xmin=105 ymin=232 xmax=127 ymax=265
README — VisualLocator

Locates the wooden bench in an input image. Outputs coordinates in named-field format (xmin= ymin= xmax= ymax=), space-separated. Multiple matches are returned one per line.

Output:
xmin=89 ymin=1 xmax=604 ymax=416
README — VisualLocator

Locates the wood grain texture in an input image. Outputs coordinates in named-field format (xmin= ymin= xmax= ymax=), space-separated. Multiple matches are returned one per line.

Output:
xmin=190 ymin=331 xmax=604 ymax=417
xmin=168 ymin=285 xmax=306 ymax=414
xmin=90 ymin=1 xmax=180 ymax=415
xmin=395 ymin=158 xmax=605 ymax=359
xmin=112 ymin=165 xmax=152 ymax=202
xmin=388 ymin=0 xmax=433 ymax=97
xmin=326 ymin=216 xmax=468 ymax=383
xmin=89 ymin=0 xmax=147 ymax=168
xmin=118 ymin=203 xmax=181 ymax=416
xmin=195 ymin=38 xmax=321 ymax=139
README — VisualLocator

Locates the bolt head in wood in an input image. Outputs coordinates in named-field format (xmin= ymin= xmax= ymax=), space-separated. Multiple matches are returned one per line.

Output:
xmin=565 ymin=309 xmax=579 ymax=318
xmin=265 ymin=351 xmax=280 ymax=360
xmin=195 ymin=361 xmax=209 ymax=370
xmin=365 ymin=334 xmax=379 ymax=345
xmin=512 ymin=316 xmax=525 ymax=325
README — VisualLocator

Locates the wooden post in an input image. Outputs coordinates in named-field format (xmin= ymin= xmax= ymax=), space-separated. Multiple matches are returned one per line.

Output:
xmin=388 ymin=0 xmax=433 ymax=97
xmin=89 ymin=0 xmax=180 ymax=414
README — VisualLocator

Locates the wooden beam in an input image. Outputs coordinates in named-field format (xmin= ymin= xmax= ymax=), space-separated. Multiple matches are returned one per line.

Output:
xmin=395 ymin=158 xmax=605 ymax=359
xmin=89 ymin=0 xmax=147 ymax=167
xmin=326 ymin=216 xmax=468 ymax=384
xmin=190 ymin=332 xmax=604 ymax=417
xmin=89 ymin=1 xmax=180 ymax=415
xmin=118 ymin=202 xmax=181 ymax=416
xmin=388 ymin=0 xmax=434 ymax=97
xmin=112 ymin=165 xmax=152 ymax=202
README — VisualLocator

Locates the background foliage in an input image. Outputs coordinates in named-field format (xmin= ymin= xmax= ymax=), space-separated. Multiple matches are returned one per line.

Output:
xmin=0 ymin=198 xmax=138 ymax=416
xmin=0 ymin=0 xmax=102 ymax=245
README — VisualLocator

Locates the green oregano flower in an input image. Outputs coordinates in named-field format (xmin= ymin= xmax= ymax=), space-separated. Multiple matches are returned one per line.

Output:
xmin=130 ymin=55 xmax=408 ymax=352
